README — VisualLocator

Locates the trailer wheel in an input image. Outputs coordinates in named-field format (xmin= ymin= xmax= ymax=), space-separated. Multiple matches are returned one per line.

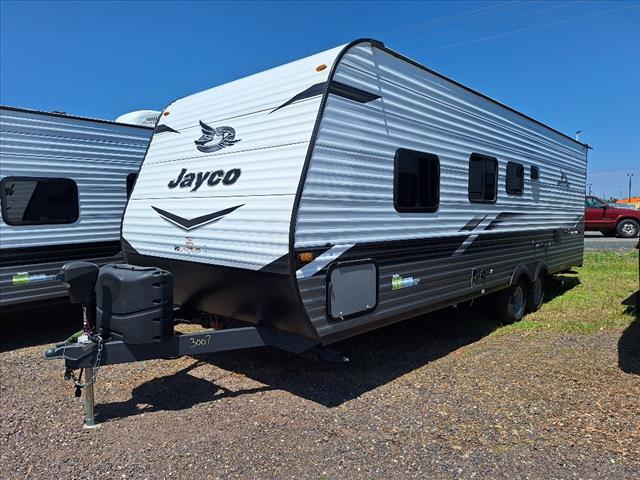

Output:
xmin=526 ymin=275 xmax=546 ymax=313
xmin=616 ymin=219 xmax=639 ymax=238
xmin=496 ymin=279 xmax=527 ymax=324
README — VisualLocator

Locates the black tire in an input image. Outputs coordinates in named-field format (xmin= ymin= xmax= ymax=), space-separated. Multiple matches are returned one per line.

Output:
xmin=496 ymin=279 xmax=528 ymax=324
xmin=616 ymin=219 xmax=639 ymax=238
xmin=526 ymin=275 xmax=546 ymax=313
xmin=602 ymin=230 xmax=617 ymax=237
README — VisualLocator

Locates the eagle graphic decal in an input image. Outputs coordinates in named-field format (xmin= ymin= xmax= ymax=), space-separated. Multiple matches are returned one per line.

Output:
xmin=194 ymin=121 xmax=241 ymax=153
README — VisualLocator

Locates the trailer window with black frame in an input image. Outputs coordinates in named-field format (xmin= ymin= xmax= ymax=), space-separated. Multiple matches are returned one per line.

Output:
xmin=0 ymin=177 xmax=79 ymax=226
xmin=505 ymin=161 xmax=525 ymax=195
xmin=394 ymin=148 xmax=440 ymax=212
xmin=530 ymin=165 xmax=540 ymax=180
xmin=468 ymin=153 xmax=498 ymax=203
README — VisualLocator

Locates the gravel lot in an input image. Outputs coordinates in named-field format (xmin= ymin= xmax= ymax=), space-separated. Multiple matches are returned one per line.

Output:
xmin=1 ymin=299 xmax=638 ymax=479
xmin=584 ymin=232 xmax=638 ymax=251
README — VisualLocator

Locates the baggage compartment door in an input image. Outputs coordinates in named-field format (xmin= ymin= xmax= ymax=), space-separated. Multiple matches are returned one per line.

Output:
xmin=327 ymin=260 xmax=378 ymax=321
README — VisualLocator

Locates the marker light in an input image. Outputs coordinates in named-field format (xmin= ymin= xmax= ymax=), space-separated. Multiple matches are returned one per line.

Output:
xmin=298 ymin=252 xmax=316 ymax=263
xmin=316 ymin=64 xmax=327 ymax=72
xmin=163 ymin=111 xmax=170 ymax=116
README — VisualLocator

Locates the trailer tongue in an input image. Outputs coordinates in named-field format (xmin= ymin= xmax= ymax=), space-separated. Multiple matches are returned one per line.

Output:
xmin=44 ymin=262 xmax=323 ymax=428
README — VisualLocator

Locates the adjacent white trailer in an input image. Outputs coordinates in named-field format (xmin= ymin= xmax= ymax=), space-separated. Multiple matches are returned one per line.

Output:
xmin=0 ymin=106 xmax=153 ymax=307
xmin=121 ymin=38 xmax=588 ymax=343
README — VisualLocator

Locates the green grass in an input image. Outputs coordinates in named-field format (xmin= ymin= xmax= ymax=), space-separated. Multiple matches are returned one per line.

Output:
xmin=503 ymin=251 xmax=638 ymax=334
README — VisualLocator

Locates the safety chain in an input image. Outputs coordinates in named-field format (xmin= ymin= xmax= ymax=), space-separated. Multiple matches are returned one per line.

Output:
xmin=64 ymin=335 xmax=104 ymax=392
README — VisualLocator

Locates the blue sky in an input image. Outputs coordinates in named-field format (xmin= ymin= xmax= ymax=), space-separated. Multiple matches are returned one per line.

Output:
xmin=1 ymin=0 xmax=638 ymax=199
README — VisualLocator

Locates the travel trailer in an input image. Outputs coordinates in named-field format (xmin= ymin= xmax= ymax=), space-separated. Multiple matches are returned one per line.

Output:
xmin=122 ymin=38 xmax=588 ymax=339
xmin=45 ymin=38 xmax=588 ymax=425
xmin=0 ymin=106 xmax=153 ymax=308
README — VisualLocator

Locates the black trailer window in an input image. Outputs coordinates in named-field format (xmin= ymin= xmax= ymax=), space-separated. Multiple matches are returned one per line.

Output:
xmin=0 ymin=177 xmax=79 ymax=226
xmin=394 ymin=149 xmax=440 ymax=212
xmin=506 ymin=161 xmax=525 ymax=195
xmin=126 ymin=173 xmax=137 ymax=198
xmin=468 ymin=154 xmax=498 ymax=203
xmin=530 ymin=165 xmax=540 ymax=180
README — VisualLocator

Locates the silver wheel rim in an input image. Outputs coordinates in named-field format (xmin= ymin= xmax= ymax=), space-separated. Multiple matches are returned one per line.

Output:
xmin=532 ymin=278 xmax=543 ymax=306
xmin=622 ymin=223 xmax=636 ymax=236
xmin=509 ymin=285 xmax=526 ymax=318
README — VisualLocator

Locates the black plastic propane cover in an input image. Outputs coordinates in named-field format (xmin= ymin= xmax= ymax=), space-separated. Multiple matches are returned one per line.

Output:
xmin=95 ymin=264 xmax=174 ymax=344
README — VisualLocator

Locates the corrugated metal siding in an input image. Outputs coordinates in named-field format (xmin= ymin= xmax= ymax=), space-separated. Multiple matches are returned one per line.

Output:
xmin=0 ymin=108 xmax=152 ymax=249
xmin=295 ymin=43 xmax=587 ymax=341
xmin=123 ymin=45 xmax=345 ymax=270
xmin=296 ymin=44 xmax=586 ymax=247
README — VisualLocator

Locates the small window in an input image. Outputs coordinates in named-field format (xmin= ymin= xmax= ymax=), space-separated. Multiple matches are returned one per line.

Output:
xmin=506 ymin=162 xmax=524 ymax=195
xmin=126 ymin=173 xmax=138 ymax=198
xmin=394 ymin=148 xmax=440 ymax=212
xmin=531 ymin=165 xmax=540 ymax=180
xmin=1 ymin=177 xmax=79 ymax=226
xmin=468 ymin=153 xmax=498 ymax=203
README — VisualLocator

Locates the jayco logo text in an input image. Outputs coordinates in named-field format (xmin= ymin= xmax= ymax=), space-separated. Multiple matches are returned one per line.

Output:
xmin=168 ymin=168 xmax=242 ymax=191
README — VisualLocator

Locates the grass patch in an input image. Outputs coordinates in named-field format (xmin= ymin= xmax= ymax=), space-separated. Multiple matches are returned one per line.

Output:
xmin=503 ymin=251 xmax=638 ymax=334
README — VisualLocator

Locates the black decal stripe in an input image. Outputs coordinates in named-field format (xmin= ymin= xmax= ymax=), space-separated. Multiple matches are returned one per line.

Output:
xmin=463 ymin=229 xmax=560 ymax=255
xmin=259 ymin=253 xmax=291 ymax=275
xmin=270 ymin=81 xmax=381 ymax=115
xmin=270 ymin=82 xmax=327 ymax=114
xmin=155 ymin=124 xmax=180 ymax=134
xmin=460 ymin=215 xmax=487 ymax=231
xmin=297 ymin=228 xmax=574 ymax=278
xmin=151 ymin=204 xmax=243 ymax=231
xmin=329 ymin=81 xmax=381 ymax=103
xmin=297 ymin=226 xmax=579 ymax=278
xmin=301 ymin=236 xmax=468 ymax=276
xmin=485 ymin=212 xmax=522 ymax=230
xmin=1 ymin=241 xmax=121 ymax=268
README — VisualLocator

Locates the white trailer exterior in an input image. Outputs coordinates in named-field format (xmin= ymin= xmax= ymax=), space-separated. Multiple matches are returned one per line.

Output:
xmin=0 ymin=106 xmax=152 ymax=307
xmin=122 ymin=39 xmax=587 ymax=343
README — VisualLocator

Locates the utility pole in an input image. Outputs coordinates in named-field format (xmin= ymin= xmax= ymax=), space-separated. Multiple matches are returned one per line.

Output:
xmin=627 ymin=173 xmax=634 ymax=201
xmin=588 ymin=183 xmax=592 ymax=195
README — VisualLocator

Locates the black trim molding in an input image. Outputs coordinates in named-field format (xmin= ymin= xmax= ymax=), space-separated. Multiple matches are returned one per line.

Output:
xmin=329 ymin=82 xmax=380 ymax=103
xmin=270 ymin=80 xmax=381 ymax=114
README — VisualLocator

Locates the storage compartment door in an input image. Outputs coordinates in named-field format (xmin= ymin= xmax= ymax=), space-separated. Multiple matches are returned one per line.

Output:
xmin=327 ymin=261 xmax=378 ymax=320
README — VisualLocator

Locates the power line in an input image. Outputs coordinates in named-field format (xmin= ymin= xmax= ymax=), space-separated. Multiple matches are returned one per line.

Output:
xmin=379 ymin=1 xmax=520 ymax=36
xmin=408 ymin=3 xmax=639 ymax=54
xmin=392 ymin=1 xmax=583 ymax=46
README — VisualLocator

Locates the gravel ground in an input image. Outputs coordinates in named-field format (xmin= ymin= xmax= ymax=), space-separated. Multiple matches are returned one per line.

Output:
xmin=1 ymin=303 xmax=638 ymax=479
xmin=584 ymin=232 xmax=637 ymax=251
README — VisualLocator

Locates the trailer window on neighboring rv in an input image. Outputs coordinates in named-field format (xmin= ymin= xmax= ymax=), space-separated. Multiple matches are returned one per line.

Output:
xmin=0 ymin=177 xmax=79 ymax=226
xmin=506 ymin=162 xmax=525 ymax=195
xmin=394 ymin=149 xmax=440 ymax=212
xmin=468 ymin=154 xmax=498 ymax=203
xmin=530 ymin=165 xmax=540 ymax=180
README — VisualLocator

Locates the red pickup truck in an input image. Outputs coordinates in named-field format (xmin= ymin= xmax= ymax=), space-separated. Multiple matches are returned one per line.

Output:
xmin=585 ymin=196 xmax=640 ymax=238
